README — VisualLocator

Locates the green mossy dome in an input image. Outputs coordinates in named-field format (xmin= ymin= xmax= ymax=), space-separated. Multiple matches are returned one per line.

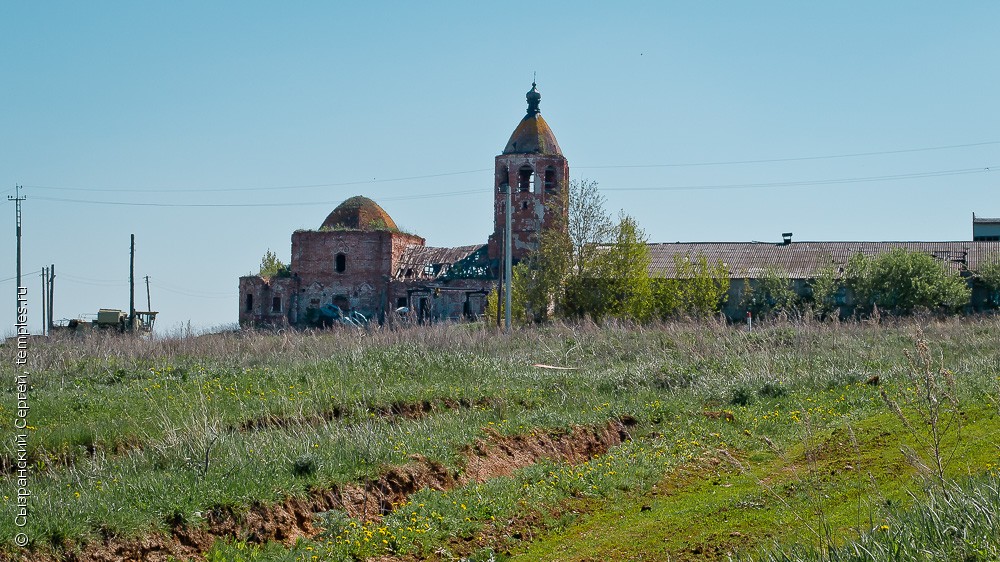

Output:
xmin=320 ymin=196 xmax=398 ymax=231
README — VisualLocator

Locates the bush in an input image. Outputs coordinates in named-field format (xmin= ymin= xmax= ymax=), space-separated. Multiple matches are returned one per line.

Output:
xmin=654 ymin=254 xmax=730 ymax=319
xmin=740 ymin=267 xmax=803 ymax=319
xmin=974 ymin=259 xmax=1000 ymax=308
xmin=846 ymin=249 xmax=970 ymax=315
xmin=292 ymin=454 xmax=318 ymax=477
xmin=730 ymin=385 xmax=754 ymax=406
xmin=758 ymin=381 xmax=787 ymax=399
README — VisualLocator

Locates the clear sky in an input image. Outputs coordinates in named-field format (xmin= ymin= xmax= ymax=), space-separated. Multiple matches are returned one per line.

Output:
xmin=2 ymin=1 xmax=998 ymax=335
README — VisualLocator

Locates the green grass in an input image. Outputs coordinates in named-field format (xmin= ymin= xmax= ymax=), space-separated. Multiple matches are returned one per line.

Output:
xmin=2 ymin=318 xmax=999 ymax=560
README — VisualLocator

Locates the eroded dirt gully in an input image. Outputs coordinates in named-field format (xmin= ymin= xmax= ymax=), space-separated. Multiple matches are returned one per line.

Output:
xmin=11 ymin=417 xmax=636 ymax=562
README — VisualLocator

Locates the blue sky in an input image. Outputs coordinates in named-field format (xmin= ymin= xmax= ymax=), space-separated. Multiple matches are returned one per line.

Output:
xmin=1 ymin=1 xmax=998 ymax=334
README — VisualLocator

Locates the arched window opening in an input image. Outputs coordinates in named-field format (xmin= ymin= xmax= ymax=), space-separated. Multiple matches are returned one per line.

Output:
xmin=271 ymin=296 xmax=282 ymax=313
xmin=498 ymin=166 xmax=509 ymax=191
xmin=335 ymin=253 xmax=346 ymax=273
xmin=518 ymin=166 xmax=533 ymax=192
xmin=245 ymin=293 xmax=254 ymax=313
xmin=544 ymin=168 xmax=557 ymax=194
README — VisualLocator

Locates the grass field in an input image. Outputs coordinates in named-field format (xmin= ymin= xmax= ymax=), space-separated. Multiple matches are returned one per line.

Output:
xmin=1 ymin=317 xmax=999 ymax=561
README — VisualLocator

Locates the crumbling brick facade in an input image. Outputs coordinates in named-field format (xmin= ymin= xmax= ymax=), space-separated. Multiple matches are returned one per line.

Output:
xmin=239 ymin=84 xmax=568 ymax=328
xmin=488 ymin=83 xmax=569 ymax=263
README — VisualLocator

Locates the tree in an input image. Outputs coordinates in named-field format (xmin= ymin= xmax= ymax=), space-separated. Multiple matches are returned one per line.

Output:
xmin=588 ymin=213 xmax=653 ymax=322
xmin=259 ymin=249 xmax=289 ymax=280
xmin=653 ymin=254 xmax=730 ymax=319
xmin=506 ymin=179 xmax=614 ymax=322
xmin=809 ymin=261 xmax=843 ymax=318
xmin=739 ymin=267 xmax=801 ymax=319
xmin=504 ymin=179 xmax=656 ymax=323
xmin=676 ymin=254 xmax=730 ymax=318
xmin=845 ymin=249 xmax=970 ymax=315
xmin=567 ymin=179 xmax=615 ymax=276
xmin=973 ymin=259 xmax=1000 ymax=308
xmin=514 ymin=202 xmax=573 ymax=323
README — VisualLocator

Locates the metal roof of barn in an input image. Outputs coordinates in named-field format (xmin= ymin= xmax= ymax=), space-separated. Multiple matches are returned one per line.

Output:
xmin=646 ymin=241 xmax=1000 ymax=279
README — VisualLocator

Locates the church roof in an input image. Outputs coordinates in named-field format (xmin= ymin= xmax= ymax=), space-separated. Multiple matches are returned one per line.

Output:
xmin=321 ymin=196 xmax=398 ymax=231
xmin=395 ymin=245 xmax=484 ymax=279
xmin=502 ymin=83 xmax=563 ymax=156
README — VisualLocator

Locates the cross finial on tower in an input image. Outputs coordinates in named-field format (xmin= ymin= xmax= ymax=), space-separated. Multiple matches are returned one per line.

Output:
xmin=526 ymin=80 xmax=541 ymax=115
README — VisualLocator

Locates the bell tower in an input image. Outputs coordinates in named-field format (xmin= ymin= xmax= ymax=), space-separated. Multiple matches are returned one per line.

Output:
xmin=488 ymin=83 xmax=569 ymax=263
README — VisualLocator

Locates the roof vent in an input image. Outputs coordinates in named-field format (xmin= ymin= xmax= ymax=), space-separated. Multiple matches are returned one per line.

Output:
xmin=781 ymin=232 xmax=793 ymax=245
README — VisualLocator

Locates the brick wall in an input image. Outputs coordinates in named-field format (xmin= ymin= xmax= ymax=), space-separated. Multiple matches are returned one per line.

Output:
xmin=288 ymin=229 xmax=425 ymax=321
xmin=489 ymin=153 xmax=569 ymax=262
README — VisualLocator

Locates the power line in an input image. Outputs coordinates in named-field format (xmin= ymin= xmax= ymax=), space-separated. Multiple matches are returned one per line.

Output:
xmin=149 ymin=278 xmax=231 ymax=297
xmin=59 ymin=272 xmax=128 ymax=284
xmin=578 ymin=140 xmax=1000 ymax=169
xmin=22 ymin=169 xmax=491 ymax=194
xmin=0 ymin=270 xmax=42 ymax=285
xmin=148 ymin=282 xmax=231 ymax=299
xmin=59 ymin=274 xmax=128 ymax=287
xmin=16 ymin=140 xmax=1000 ymax=195
xmin=601 ymin=166 xmax=994 ymax=192
xmin=26 ymin=166 xmax=994 ymax=207
xmin=32 ymin=188 xmax=484 ymax=208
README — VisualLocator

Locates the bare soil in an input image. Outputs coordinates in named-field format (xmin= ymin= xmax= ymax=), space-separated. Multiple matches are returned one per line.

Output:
xmin=10 ymin=417 xmax=634 ymax=562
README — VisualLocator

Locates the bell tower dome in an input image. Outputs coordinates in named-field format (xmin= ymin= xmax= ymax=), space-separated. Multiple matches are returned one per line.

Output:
xmin=488 ymin=83 xmax=569 ymax=263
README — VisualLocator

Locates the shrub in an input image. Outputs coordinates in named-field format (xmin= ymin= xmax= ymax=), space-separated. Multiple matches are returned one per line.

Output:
xmin=292 ymin=454 xmax=318 ymax=477
xmin=846 ymin=249 xmax=970 ymax=315
xmin=730 ymin=385 xmax=754 ymax=406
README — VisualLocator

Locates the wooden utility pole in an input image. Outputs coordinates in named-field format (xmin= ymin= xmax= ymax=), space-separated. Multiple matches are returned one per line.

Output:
xmin=503 ymin=183 xmax=512 ymax=332
xmin=41 ymin=267 xmax=47 ymax=336
xmin=129 ymin=234 xmax=135 ymax=331
xmin=8 ymin=184 xmax=25 ymax=319
xmin=144 ymin=275 xmax=151 ymax=312
xmin=48 ymin=263 xmax=55 ymax=332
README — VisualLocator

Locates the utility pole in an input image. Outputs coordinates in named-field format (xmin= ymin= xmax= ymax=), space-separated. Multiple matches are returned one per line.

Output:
xmin=129 ymin=234 xmax=135 ymax=331
xmin=504 ymin=183 xmax=512 ymax=332
xmin=144 ymin=275 xmax=151 ymax=312
xmin=8 ymin=184 xmax=25 ymax=319
xmin=48 ymin=263 xmax=55 ymax=332
xmin=41 ymin=267 xmax=47 ymax=336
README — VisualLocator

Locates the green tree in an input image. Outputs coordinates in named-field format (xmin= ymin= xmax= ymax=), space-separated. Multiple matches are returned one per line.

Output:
xmin=653 ymin=254 xmax=730 ymax=318
xmin=258 ymin=249 xmax=289 ymax=280
xmin=973 ymin=259 xmax=1000 ymax=308
xmin=505 ymin=179 xmax=656 ymax=323
xmin=567 ymin=179 xmax=615 ymax=277
xmin=676 ymin=254 xmax=730 ymax=317
xmin=514 ymin=200 xmax=573 ymax=323
xmin=845 ymin=249 xmax=970 ymax=315
xmin=583 ymin=214 xmax=653 ymax=322
xmin=510 ymin=179 xmax=614 ymax=322
xmin=809 ymin=261 xmax=843 ymax=318
xmin=740 ymin=267 xmax=800 ymax=319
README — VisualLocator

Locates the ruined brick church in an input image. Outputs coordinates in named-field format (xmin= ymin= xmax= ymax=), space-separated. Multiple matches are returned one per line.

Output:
xmin=239 ymin=83 xmax=568 ymax=327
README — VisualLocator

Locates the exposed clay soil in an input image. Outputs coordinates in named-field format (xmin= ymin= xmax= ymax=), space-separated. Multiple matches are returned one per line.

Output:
xmin=237 ymin=396 xmax=502 ymax=433
xmin=8 ymin=417 xmax=634 ymax=562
